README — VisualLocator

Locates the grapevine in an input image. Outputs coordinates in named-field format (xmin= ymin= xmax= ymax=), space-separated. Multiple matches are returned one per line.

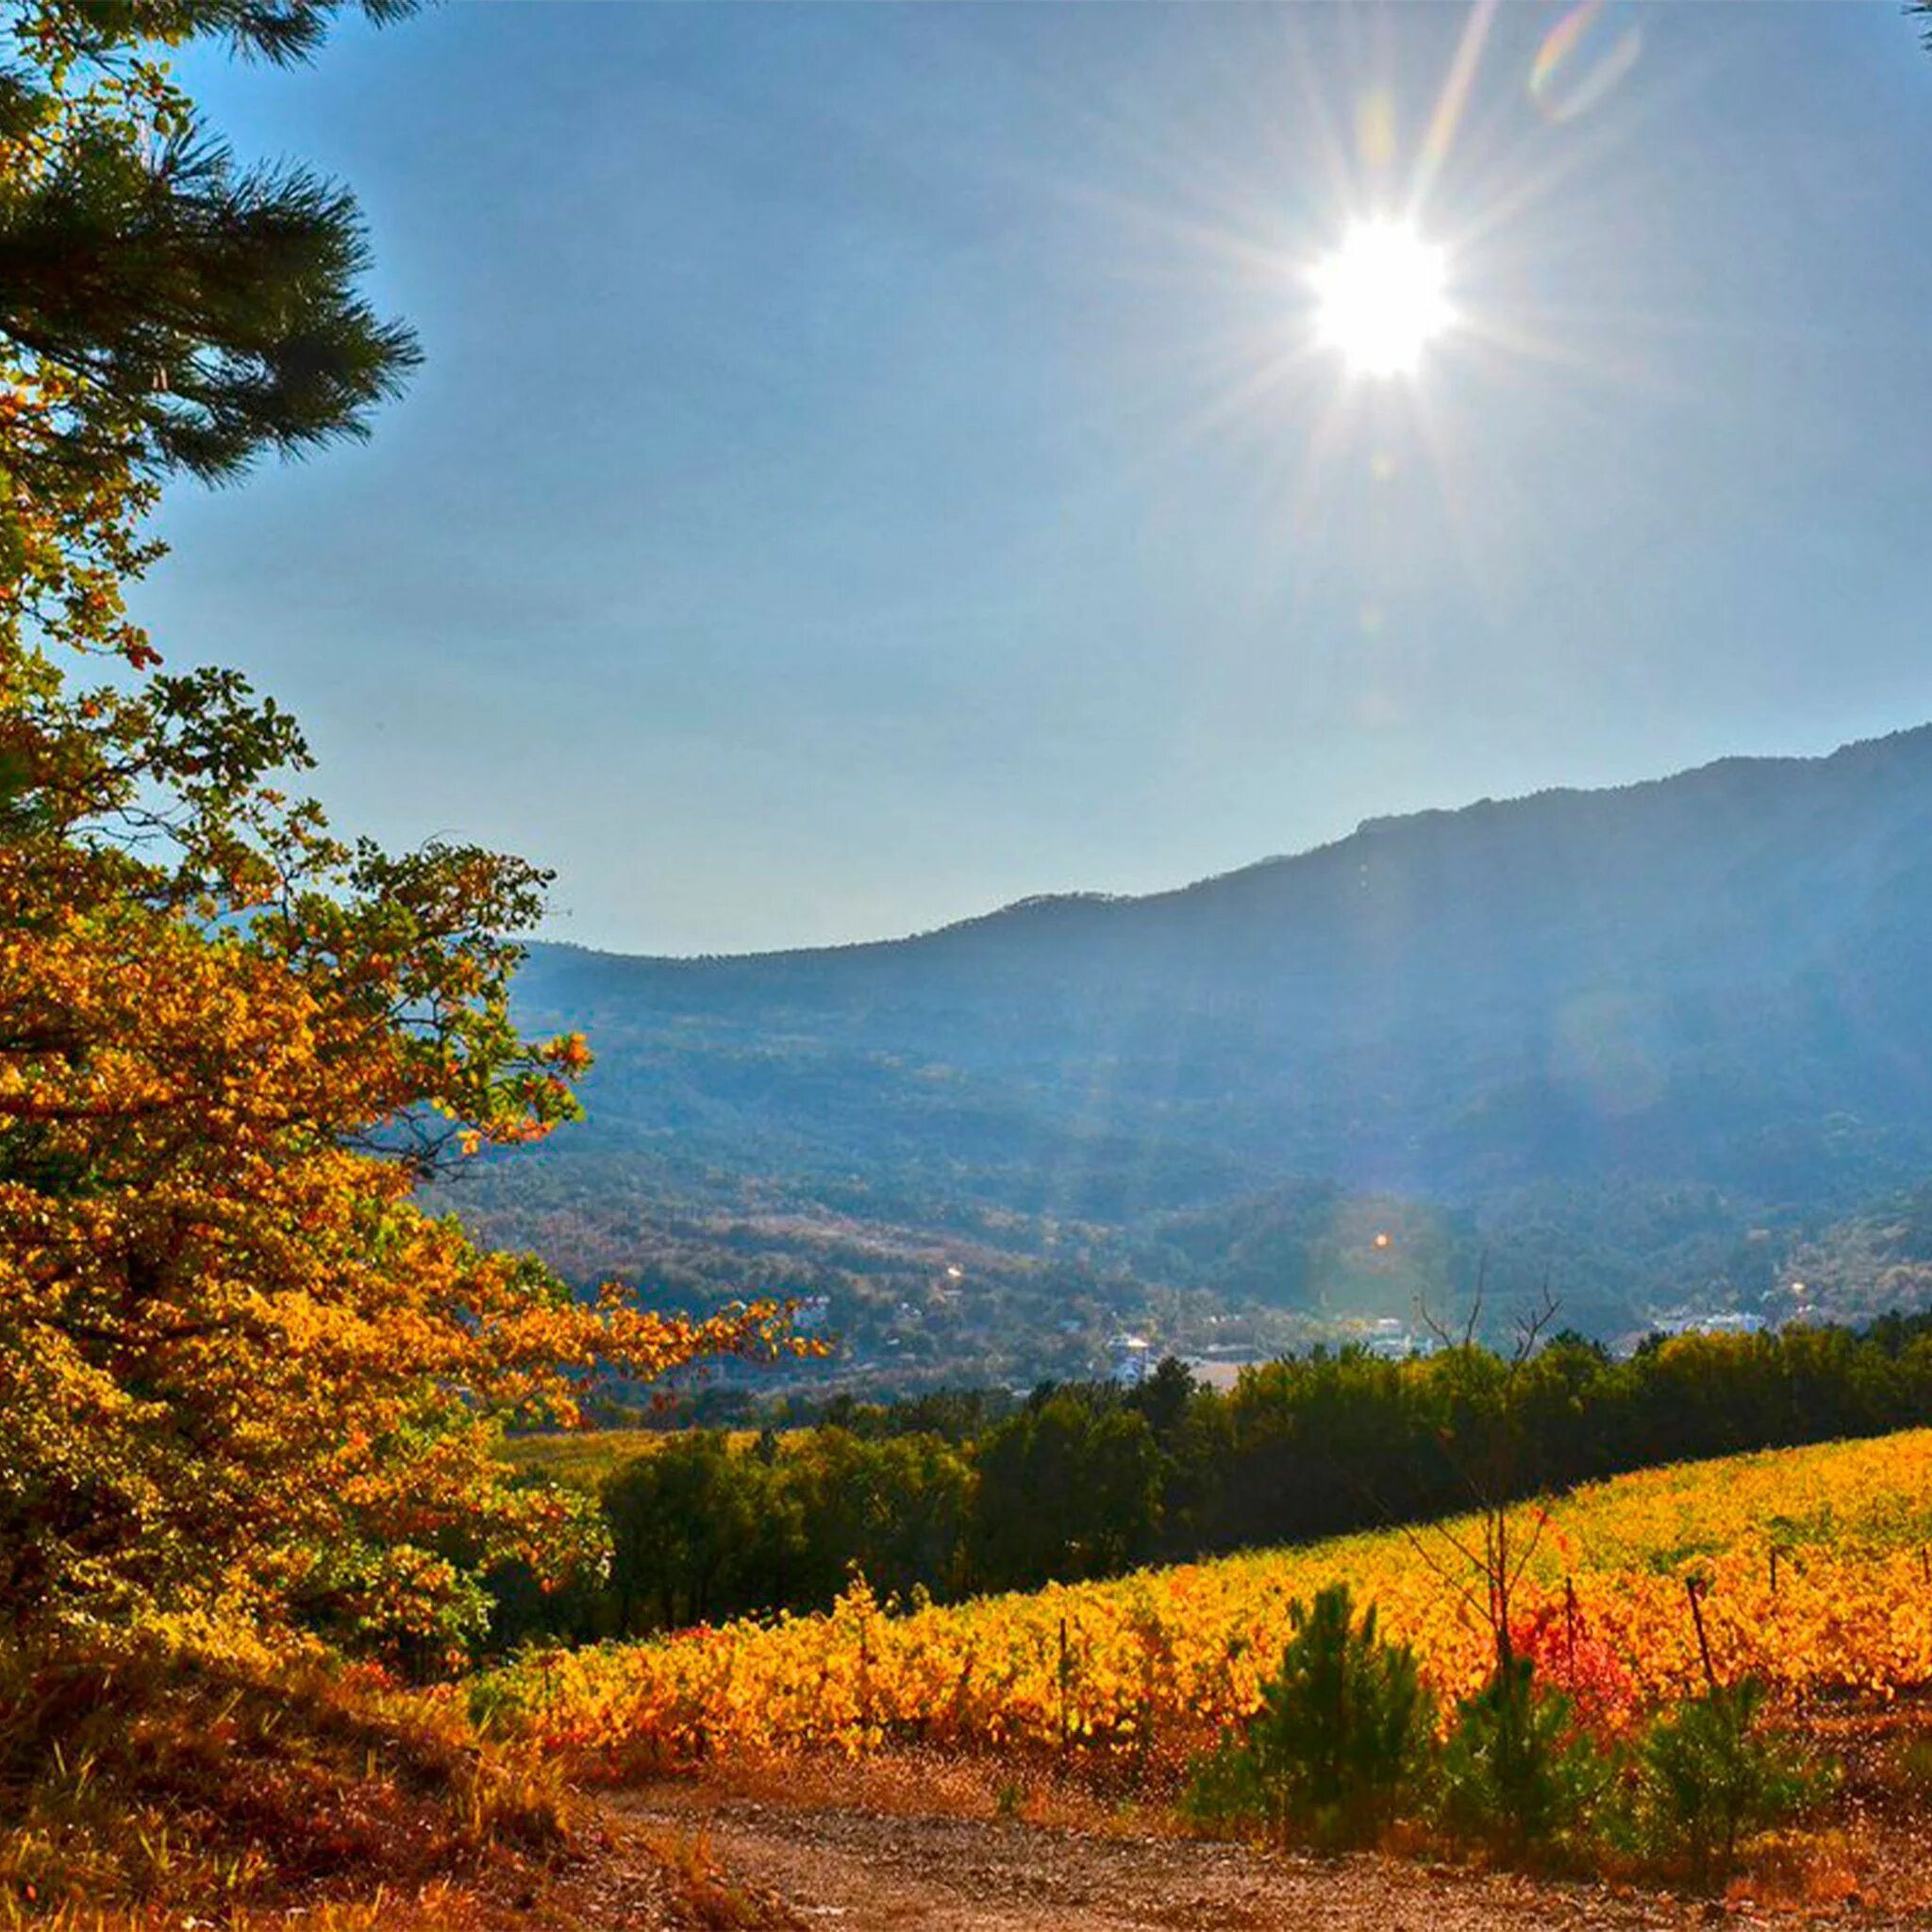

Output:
xmin=495 ymin=1429 xmax=1932 ymax=1769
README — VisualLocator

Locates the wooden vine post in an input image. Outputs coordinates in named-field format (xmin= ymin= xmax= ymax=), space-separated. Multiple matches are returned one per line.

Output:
xmin=1685 ymin=1574 xmax=1718 ymax=1692
xmin=1058 ymin=1615 xmax=1072 ymax=1755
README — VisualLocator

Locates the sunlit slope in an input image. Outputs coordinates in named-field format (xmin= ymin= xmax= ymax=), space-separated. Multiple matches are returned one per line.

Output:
xmin=503 ymin=1430 xmax=1932 ymax=1760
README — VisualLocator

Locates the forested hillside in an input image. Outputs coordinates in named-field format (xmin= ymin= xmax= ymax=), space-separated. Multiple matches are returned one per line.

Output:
xmin=445 ymin=728 xmax=1932 ymax=1358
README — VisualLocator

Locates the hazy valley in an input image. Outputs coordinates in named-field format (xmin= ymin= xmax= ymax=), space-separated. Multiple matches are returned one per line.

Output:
xmin=440 ymin=724 xmax=1932 ymax=1381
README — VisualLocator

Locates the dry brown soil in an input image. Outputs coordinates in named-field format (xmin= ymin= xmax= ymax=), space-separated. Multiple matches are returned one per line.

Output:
xmin=612 ymin=1773 xmax=1932 ymax=1932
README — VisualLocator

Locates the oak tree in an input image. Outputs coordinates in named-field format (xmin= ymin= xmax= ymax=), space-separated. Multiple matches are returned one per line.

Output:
xmin=0 ymin=0 xmax=796 ymax=1656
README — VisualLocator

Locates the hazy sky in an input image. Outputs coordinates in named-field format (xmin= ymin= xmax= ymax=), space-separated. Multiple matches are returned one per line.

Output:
xmin=142 ymin=3 xmax=1932 ymax=955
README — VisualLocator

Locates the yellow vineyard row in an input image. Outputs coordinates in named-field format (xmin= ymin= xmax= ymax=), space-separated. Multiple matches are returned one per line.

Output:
xmin=496 ymin=1429 xmax=1932 ymax=1762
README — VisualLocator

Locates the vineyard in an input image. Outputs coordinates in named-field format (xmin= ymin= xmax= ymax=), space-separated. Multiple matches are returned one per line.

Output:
xmin=491 ymin=1429 xmax=1932 ymax=1769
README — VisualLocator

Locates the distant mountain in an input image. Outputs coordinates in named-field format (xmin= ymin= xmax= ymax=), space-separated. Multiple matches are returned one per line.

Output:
xmin=448 ymin=726 xmax=1932 ymax=1357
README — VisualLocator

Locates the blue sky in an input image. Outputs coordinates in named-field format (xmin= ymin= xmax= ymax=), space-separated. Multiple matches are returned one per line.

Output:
xmin=141 ymin=3 xmax=1932 ymax=955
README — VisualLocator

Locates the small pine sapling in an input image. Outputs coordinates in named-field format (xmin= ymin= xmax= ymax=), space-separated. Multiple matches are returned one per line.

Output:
xmin=1634 ymin=1677 xmax=1829 ymax=1885
xmin=1184 ymin=1582 xmax=1434 ymax=1850
xmin=1438 ymin=1656 xmax=1611 ymax=1861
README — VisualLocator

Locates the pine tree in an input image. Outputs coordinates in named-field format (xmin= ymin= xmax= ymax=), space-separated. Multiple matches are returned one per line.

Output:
xmin=0 ymin=0 xmax=421 ymax=512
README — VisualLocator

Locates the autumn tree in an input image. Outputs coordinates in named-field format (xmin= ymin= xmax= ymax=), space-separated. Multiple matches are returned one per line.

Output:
xmin=0 ymin=1 xmax=796 ymax=1657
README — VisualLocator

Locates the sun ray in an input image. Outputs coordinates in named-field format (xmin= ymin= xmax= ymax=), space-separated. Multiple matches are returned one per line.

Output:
xmin=1413 ymin=0 xmax=1502 ymax=208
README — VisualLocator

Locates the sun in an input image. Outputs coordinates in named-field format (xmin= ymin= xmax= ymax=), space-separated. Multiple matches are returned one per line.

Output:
xmin=1309 ymin=218 xmax=1453 ymax=379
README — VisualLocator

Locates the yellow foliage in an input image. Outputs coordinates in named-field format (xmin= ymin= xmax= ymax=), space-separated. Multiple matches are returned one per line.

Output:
xmin=0 ymin=23 xmax=814 ymax=1651
xmin=501 ymin=1430 xmax=1932 ymax=1765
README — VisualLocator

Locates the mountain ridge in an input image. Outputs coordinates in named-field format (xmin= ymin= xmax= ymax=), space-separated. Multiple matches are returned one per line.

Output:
xmin=444 ymin=723 xmax=1932 ymax=1365
xmin=534 ymin=722 xmax=1932 ymax=970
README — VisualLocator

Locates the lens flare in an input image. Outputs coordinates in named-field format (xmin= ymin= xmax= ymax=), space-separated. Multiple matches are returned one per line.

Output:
xmin=1530 ymin=0 xmax=1642 ymax=125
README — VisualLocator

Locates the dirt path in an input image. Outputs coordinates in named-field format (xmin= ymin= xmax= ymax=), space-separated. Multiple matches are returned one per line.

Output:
xmin=616 ymin=1784 xmax=1921 ymax=1932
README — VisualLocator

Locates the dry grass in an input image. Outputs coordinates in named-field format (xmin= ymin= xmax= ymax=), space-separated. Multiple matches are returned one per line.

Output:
xmin=0 ymin=1633 xmax=795 ymax=1931
xmin=632 ymin=1824 xmax=800 ymax=1930
xmin=0 ymin=1879 xmax=497 ymax=1930
xmin=646 ymin=1744 xmax=1186 ymax=1842
xmin=0 ymin=1636 xmax=565 ymax=1911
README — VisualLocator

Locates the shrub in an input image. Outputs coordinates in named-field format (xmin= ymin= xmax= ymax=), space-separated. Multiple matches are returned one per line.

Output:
xmin=1632 ymin=1678 xmax=1828 ymax=1883
xmin=1438 ymin=1657 xmax=1608 ymax=1860
xmin=1183 ymin=1583 xmax=1433 ymax=1849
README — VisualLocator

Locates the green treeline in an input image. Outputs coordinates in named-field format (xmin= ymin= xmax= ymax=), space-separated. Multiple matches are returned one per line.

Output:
xmin=488 ymin=1314 xmax=1932 ymax=1649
